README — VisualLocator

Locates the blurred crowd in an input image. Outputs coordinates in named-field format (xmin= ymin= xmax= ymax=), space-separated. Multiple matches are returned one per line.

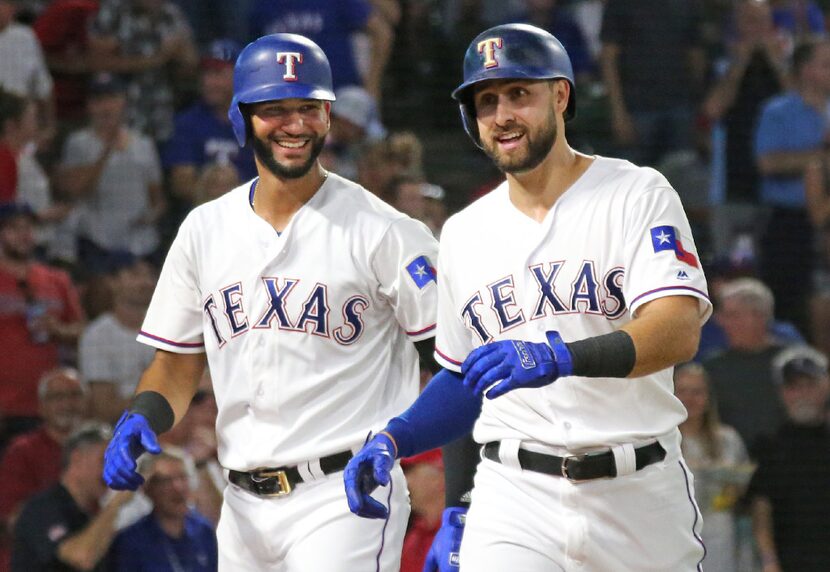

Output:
xmin=1 ymin=0 xmax=830 ymax=571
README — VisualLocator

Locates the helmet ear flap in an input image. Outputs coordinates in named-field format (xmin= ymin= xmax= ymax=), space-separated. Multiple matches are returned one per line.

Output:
xmin=458 ymin=100 xmax=483 ymax=150
xmin=229 ymin=96 xmax=247 ymax=146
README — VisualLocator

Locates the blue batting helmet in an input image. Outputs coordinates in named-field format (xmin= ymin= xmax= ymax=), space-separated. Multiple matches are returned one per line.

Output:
xmin=452 ymin=23 xmax=576 ymax=148
xmin=228 ymin=34 xmax=336 ymax=146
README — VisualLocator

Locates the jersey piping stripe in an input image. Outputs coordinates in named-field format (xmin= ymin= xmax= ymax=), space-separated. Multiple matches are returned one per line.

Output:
xmin=138 ymin=331 xmax=205 ymax=348
xmin=629 ymin=286 xmax=710 ymax=309
xmin=373 ymin=476 xmax=394 ymax=571
xmin=406 ymin=323 xmax=436 ymax=336
xmin=435 ymin=347 xmax=462 ymax=365
xmin=678 ymin=460 xmax=706 ymax=571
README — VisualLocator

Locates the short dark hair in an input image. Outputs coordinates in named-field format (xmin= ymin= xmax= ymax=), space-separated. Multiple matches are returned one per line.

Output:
xmin=793 ymin=37 xmax=829 ymax=77
xmin=62 ymin=422 xmax=111 ymax=469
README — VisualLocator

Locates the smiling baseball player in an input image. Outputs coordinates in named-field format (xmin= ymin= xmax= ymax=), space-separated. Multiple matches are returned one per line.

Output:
xmin=101 ymin=33 xmax=438 ymax=571
xmin=345 ymin=23 xmax=712 ymax=571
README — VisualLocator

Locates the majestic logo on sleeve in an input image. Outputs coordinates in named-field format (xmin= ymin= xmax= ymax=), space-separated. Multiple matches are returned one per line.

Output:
xmin=477 ymin=37 xmax=503 ymax=69
xmin=406 ymin=255 xmax=437 ymax=289
xmin=461 ymin=261 xmax=626 ymax=343
xmin=276 ymin=51 xmax=303 ymax=81
xmin=650 ymin=225 xmax=699 ymax=268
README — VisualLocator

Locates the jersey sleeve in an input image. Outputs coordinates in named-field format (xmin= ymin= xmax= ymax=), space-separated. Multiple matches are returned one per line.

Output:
xmin=137 ymin=215 xmax=206 ymax=353
xmin=371 ymin=217 xmax=438 ymax=341
xmin=623 ymin=186 xmax=712 ymax=322
xmin=433 ymin=221 xmax=471 ymax=372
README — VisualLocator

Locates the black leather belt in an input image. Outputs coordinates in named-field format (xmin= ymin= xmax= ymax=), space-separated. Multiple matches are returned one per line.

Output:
xmin=229 ymin=450 xmax=353 ymax=497
xmin=483 ymin=441 xmax=666 ymax=482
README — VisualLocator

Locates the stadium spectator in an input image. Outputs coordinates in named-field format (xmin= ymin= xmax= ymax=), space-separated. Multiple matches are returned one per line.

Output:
xmin=11 ymin=423 xmax=132 ymax=572
xmin=108 ymin=448 xmax=218 ymax=572
xmin=802 ymin=133 xmax=830 ymax=358
xmin=79 ymin=252 xmax=156 ymax=425
xmin=247 ymin=0 xmax=394 ymax=101
xmin=162 ymin=38 xmax=254 ymax=216
xmin=56 ymin=72 xmax=165 ymax=269
xmin=675 ymin=362 xmax=753 ymax=572
xmin=194 ymin=161 xmax=240 ymax=206
xmin=517 ymin=0 xmax=595 ymax=81
xmin=158 ymin=372 xmax=222 ymax=526
xmin=0 ymin=368 xmax=85 ymax=571
xmin=0 ymin=88 xmax=72 ymax=257
xmin=33 ymin=0 xmax=100 ymax=126
xmin=703 ymin=278 xmax=790 ymax=456
xmin=357 ymin=131 xmax=424 ymax=199
xmin=0 ymin=202 xmax=85 ymax=449
xmin=755 ymin=37 xmax=830 ymax=335
xmin=0 ymin=88 xmax=30 ymax=204
xmin=747 ymin=345 xmax=830 ymax=572
xmin=399 ymin=449 xmax=444 ymax=572
xmin=704 ymin=0 xmax=790 ymax=260
xmin=0 ymin=0 xmax=55 ymax=145
xmin=695 ymin=258 xmax=804 ymax=361
xmin=87 ymin=0 xmax=198 ymax=142
xmin=320 ymin=85 xmax=385 ymax=180
xmin=600 ymin=0 xmax=705 ymax=167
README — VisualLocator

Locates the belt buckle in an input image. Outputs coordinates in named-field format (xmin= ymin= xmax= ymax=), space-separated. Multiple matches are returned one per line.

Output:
xmin=250 ymin=468 xmax=292 ymax=497
xmin=560 ymin=454 xmax=586 ymax=482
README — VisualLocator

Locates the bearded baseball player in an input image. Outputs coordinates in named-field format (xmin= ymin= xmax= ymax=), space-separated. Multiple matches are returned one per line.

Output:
xmin=345 ymin=23 xmax=712 ymax=571
xmin=101 ymin=33 xmax=440 ymax=571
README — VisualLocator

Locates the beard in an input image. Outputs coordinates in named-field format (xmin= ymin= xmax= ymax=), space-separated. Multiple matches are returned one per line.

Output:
xmin=252 ymin=132 xmax=327 ymax=180
xmin=481 ymin=107 xmax=558 ymax=174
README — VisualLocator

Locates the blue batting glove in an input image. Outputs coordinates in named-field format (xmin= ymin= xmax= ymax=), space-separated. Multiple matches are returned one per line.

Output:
xmin=344 ymin=432 xmax=397 ymax=519
xmin=423 ymin=507 xmax=467 ymax=572
xmin=462 ymin=331 xmax=573 ymax=399
xmin=103 ymin=411 xmax=161 ymax=490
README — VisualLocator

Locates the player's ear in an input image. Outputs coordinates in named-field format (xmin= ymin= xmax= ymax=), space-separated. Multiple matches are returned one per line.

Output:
xmin=551 ymin=79 xmax=570 ymax=118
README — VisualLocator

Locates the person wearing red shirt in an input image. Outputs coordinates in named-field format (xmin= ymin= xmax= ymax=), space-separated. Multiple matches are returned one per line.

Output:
xmin=0 ymin=367 xmax=86 ymax=570
xmin=0 ymin=203 xmax=85 ymax=447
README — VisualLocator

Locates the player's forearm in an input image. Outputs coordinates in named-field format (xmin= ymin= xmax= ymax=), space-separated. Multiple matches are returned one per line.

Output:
xmin=384 ymin=369 xmax=481 ymax=458
xmin=134 ymin=350 xmax=206 ymax=428
xmin=57 ymin=492 xmax=130 ymax=571
xmin=621 ymin=295 xmax=701 ymax=377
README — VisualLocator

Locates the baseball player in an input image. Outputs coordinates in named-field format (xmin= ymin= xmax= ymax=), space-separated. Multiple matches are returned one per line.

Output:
xmin=101 ymin=33 xmax=439 ymax=571
xmin=345 ymin=23 xmax=712 ymax=571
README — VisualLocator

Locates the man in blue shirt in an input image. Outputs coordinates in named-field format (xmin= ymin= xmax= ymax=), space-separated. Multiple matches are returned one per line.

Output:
xmin=163 ymin=39 xmax=256 ymax=209
xmin=108 ymin=448 xmax=217 ymax=572
xmin=246 ymin=0 xmax=393 ymax=100
xmin=754 ymin=37 xmax=830 ymax=335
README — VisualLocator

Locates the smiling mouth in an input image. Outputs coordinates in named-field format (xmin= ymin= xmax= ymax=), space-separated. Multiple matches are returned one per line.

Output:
xmin=495 ymin=131 xmax=524 ymax=145
xmin=274 ymin=139 xmax=310 ymax=149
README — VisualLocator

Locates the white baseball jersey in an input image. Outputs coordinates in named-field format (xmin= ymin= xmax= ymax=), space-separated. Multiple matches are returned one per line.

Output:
xmin=138 ymin=173 xmax=438 ymax=470
xmin=435 ymin=156 xmax=712 ymax=451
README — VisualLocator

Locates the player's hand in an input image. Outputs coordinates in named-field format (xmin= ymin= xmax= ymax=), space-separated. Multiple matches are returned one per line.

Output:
xmin=462 ymin=331 xmax=573 ymax=399
xmin=344 ymin=432 xmax=396 ymax=519
xmin=103 ymin=411 xmax=162 ymax=490
xmin=423 ymin=507 xmax=467 ymax=572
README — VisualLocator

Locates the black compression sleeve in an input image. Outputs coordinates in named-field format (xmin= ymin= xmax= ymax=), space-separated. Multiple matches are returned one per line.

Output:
xmin=565 ymin=330 xmax=636 ymax=378
xmin=129 ymin=391 xmax=175 ymax=434
xmin=442 ymin=432 xmax=479 ymax=508
xmin=414 ymin=337 xmax=441 ymax=374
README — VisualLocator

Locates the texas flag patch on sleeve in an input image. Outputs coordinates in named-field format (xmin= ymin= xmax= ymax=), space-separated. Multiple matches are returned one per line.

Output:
xmin=406 ymin=255 xmax=437 ymax=289
xmin=650 ymin=225 xmax=699 ymax=268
